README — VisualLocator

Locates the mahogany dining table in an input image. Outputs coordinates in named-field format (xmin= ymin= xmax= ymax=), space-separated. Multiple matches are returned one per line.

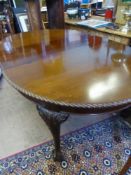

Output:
xmin=0 ymin=29 xmax=131 ymax=162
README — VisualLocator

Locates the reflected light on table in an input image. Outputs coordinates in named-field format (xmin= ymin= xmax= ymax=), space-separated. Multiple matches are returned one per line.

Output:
xmin=3 ymin=37 xmax=13 ymax=54
xmin=122 ymin=63 xmax=130 ymax=75
xmin=88 ymin=74 xmax=118 ymax=100
xmin=111 ymin=53 xmax=127 ymax=63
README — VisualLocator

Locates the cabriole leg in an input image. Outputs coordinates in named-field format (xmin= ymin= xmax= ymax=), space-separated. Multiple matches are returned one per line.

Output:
xmin=37 ymin=105 xmax=69 ymax=161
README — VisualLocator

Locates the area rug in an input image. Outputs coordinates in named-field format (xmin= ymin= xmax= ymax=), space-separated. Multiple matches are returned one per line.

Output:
xmin=0 ymin=116 xmax=130 ymax=175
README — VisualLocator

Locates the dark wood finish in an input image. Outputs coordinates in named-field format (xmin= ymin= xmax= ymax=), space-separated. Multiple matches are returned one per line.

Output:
xmin=24 ymin=0 xmax=43 ymax=30
xmin=46 ymin=0 xmax=65 ymax=28
xmin=24 ymin=0 xmax=64 ymax=29
xmin=0 ymin=29 xmax=131 ymax=161
xmin=37 ymin=105 xmax=69 ymax=161
xmin=0 ymin=30 xmax=131 ymax=112
xmin=119 ymin=156 xmax=131 ymax=175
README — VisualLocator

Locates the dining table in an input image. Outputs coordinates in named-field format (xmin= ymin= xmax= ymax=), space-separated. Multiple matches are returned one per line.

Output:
xmin=0 ymin=29 xmax=131 ymax=162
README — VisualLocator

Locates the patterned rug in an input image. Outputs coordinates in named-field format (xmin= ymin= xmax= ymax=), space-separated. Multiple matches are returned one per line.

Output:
xmin=0 ymin=116 xmax=131 ymax=175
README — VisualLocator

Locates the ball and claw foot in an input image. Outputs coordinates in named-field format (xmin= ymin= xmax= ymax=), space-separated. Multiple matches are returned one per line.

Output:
xmin=53 ymin=150 xmax=65 ymax=162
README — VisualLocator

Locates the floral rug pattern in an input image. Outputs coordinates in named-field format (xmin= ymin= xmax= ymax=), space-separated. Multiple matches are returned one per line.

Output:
xmin=0 ymin=116 xmax=131 ymax=175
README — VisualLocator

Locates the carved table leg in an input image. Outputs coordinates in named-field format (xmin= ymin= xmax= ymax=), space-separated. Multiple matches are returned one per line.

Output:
xmin=120 ymin=107 xmax=131 ymax=118
xmin=37 ymin=105 xmax=69 ymax=161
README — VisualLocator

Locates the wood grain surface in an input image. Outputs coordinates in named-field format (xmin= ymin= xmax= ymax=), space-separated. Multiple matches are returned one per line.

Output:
xmin=0 ymin=30 xmax=131 ymax=112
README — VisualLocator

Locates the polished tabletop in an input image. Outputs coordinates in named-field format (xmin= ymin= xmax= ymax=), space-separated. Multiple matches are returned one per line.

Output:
xmin=0 ymin=30 xmax=131 ymax=112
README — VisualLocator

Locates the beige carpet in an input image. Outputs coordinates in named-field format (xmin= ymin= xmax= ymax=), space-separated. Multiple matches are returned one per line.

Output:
xmin=0 ymin=78 xmax=111 ymax=159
